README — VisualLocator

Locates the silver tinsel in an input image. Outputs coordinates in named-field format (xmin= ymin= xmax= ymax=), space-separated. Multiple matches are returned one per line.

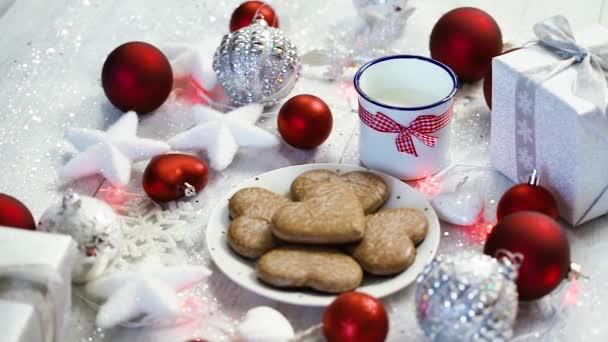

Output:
xmin=213 ymin=18 xmax=300 ymax=107
xmin=415 ymin=252 xmax=520 ymax=342
xmin=38 ymin=192 xmax=123 ymax=283
xmin=301 ymin=0 xmax=414 ymax=80
xmin=352 ymin=0 xmax=413 ymax=25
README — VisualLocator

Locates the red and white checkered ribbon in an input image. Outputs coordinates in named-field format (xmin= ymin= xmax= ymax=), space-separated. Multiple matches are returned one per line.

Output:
xmin=358 ymin=103 xmax=453 ymax=157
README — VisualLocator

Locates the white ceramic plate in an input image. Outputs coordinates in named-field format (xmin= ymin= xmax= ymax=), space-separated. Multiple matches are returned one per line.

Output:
xmin=206 ymin=163 xmax=441 ymax=306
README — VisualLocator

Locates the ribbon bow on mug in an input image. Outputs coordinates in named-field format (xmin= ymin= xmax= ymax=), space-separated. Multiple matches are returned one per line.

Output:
xmin=358 ymin=104 xmax=453 ymax=157
xmin=533 ymin=15 xmax=608 ymax=110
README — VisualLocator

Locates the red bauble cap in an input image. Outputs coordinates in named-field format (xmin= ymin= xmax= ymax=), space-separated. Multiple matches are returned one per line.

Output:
xmin=230 ymin=1 xmax=279 ymax=32
xmin=278 ymin=94 xmax=333 ymax=150
xmin=497 ymin=170 xmax=559 ymax=221
xmin=323 ymin=292 xmax=389 ymax=342
xmin=0 ymin=193 xmax=36 ymax=230
xmin=142 ymin=154 xmax=208 ymax=202
xmin=102 ymin=41 xmax=173 ymax=114
xmin=430 ymin=7 xmax=502 ymax=83
xmin=484 ymin=211 xmax=570 ymax=300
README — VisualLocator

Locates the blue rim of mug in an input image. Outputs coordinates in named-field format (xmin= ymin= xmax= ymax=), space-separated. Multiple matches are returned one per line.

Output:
xmin=354 ymin=55 xmax=460 ymax=111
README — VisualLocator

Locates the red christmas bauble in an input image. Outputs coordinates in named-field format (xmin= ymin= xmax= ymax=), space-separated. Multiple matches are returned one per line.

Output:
xmin=142 ymin=154 xmax=208 ymax=202
xmin=0 ymin=193 xmax=36 ymax=230
xmin=323 ymin=292 xmax=389 ymax=342
xmin=102 ymin=41 xmax=173 ymax=114
xmin=497 ymin=183 xmax=559 ymax=221
xmin=430 ymin=7 xmax=502 ymax=83
xmin=229 ymin=1 xmax=279 ymax=32
xmin=484 ymin=211 xmax=570 ymax=301
xmin=483 ymin=48 xmax=520 ymax=108
xmin=278 ymin=94 xmax=333 ymax=150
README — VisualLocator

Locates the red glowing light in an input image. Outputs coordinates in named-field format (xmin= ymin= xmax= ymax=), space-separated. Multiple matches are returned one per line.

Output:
xmin=98 ymin=187 xmax=137 ymax=206
xmin=179 ymin=295 xmax=204 ymax=313
xmin=417 ymin=176 xmax=441 ymax=197
xmin=171 ymin=76 xmax=212 ymax=106
xmin=339 ymin=82 xmax=357 ymax=99
xmin=461 ymin=220 xmax=493 ymax=244
xmin=563 ymin=278 xmax=580 ymax=306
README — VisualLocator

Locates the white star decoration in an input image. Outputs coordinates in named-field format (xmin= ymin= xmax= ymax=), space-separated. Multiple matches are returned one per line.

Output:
xmin=168 ymin=104 xmax=279 ymax=170
xmin=85 ymin=258 xmax=211 ymax=329
xmin=162 ymin=43 xmax=217 ymax=90
xmin=60 ymin=112 xmax=170 ymax=187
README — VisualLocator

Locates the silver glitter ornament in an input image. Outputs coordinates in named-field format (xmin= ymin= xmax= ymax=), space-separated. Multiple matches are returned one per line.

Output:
xmin=213 ymin=17 xmax=300 ymax=107
xmin=415 ymin=251 xmax=520 ymax=342
xmin=38 ymin=192 xmax=123 ymax=283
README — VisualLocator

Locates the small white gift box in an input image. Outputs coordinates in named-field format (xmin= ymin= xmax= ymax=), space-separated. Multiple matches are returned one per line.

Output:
xmin=491 ymin=17 xmax=608 ymax=226
xmin=0 ymin=228 xmax=76 ymax=342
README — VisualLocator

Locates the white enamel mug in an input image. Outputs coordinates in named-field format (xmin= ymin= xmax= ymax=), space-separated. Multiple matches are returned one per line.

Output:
xmin=354 ymin=55 xmax=459 ymax=180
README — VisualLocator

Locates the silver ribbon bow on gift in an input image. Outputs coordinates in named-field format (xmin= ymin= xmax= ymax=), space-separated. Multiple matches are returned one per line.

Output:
xmin=533 ymin=15 xmax=608 ymax=110
xmin=514 ymin=16 xmax=608 ymax=224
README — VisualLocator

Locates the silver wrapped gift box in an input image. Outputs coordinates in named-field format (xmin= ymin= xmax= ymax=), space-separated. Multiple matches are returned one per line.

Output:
xmin=491 ymin=17 xmax=608 ymax=226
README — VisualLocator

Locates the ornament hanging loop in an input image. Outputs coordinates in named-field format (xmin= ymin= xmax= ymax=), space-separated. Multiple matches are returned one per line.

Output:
xmin=528 ymin=169 xmax=540 ymax=186
xmin=183 ymin=182 xmax=197 ymax=198
xmin=62 ymin=189 xmax=82 ymax=212
xmin=495 ymin=249 xmax=525 ymax=282
xmin=455 ymin=176 xmax=469 ymax=191
xmin=495 ymin=249 xmax=524 ymax=266
xmin=568 ymin=262 xmax=588 ymax=280
xmin=253 ymin=13 xmax=268 ymax=25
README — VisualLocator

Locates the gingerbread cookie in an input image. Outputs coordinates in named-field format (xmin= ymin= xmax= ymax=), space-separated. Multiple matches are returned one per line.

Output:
xmin=228 ymin=187 xmax=289 ymax=221
xmin=342 ymin=171 xmax=390 ymax=214
xmin=290 ymin=169 xmax=342 ymax=200
xmin=257 ymin=246 xmax=363 ymax=293
xmin=272 ymin=181 xmax=365 ymax=244
xmin=291 ymin=169 xmax=389 ymax=214
xmin=228 ymin=217 xmax=279 ymax=258
xmin=227 ymin=187 xmax=289 ymax=258
xmin=352 ymin=208 xmax=428 ymax=275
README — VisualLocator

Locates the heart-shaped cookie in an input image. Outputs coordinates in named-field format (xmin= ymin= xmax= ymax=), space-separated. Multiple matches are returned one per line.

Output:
xmin=291 ymin=169 xmax=342 ymax=200
xmin=342 ymin=171 xmax=390 ymax=214
xmin=257 ymin=246 xmax=363 ymax=293
xmin=291 ymin=169 xmax=389 ymax=214
xmin=352 ymin=208 xmax=428 ymax=275
xmin=228 ymin=217 xmax=280 ymax=258
xmin=229 ymin=187 xmax=289 ymax=221
xmin=272 ymin=181 xmax=365 ymax=244
xmin=227 ymin=187 xmax=289 ymax=258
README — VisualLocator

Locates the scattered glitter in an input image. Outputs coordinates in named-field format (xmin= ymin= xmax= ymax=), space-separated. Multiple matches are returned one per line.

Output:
xmin=417 ymin=176 xmax=441 ymax=198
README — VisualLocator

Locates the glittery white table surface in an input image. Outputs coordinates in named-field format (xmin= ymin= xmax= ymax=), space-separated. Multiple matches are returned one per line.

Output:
xmin=1 ymin=0 xmax=608 ymax=341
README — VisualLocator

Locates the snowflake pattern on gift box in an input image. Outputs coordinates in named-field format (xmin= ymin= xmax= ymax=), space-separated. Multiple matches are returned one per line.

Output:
xmin=516 ymin=90 xmax=534 ymax=116
xmin=517 ymin=146 xmax=534 ymax=171
xmin=516 ymin=119 xmax=534 ymax=144
xmin=514 ymin=76 xmax=537 ymax=181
